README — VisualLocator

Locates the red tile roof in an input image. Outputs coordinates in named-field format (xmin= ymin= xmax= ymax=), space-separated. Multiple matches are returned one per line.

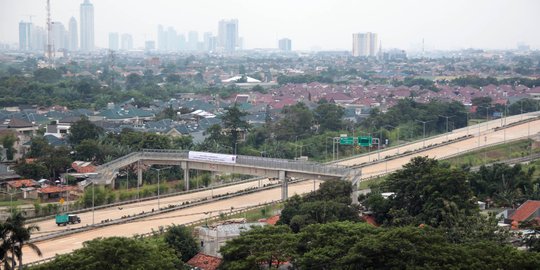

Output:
xmin=510 ymin=200 xmax=540 ymax=223
xmin=7 ymin=179 xmax=38 ymax=189
xmin=187 ymin=253 xmax=222 ymax=270
xmin=362 ymin=215 xmax=379 ymax=227
xmin=264 ymin=215 xmax=280 ymax=226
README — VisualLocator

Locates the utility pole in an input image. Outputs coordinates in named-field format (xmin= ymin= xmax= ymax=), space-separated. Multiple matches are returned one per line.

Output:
xmin=415 ymin=120 xmax=432 ymax=148
xmin=439 ymin=115 xmax=454 ymax=141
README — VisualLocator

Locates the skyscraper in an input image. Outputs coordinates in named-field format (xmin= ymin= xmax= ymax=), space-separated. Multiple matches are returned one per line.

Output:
xmin=80 ymin=0 xmax=94 ymax=52
xmin=157 ymin=25 xmax=167 ymax=51
xmin=218 ymin=19 xmax=238 ymax=52
xmin=278 ymin=38 xmax=292 ymax=51
xmin=121 ymin=34 xmax=133 ymax=51
xmin=352 ymin=32 xmax=378 ymax=57
xmin=108 ymin=32 xmax=119 ymax=50
xmin=51 ymin=21 xmax=68 ymax=50
xmin=203 ymin=32 xmax=213 ymax=51
xmin=68 ymin=17 xmax=78 ymax=51
xmin=19 ymin=21 xmax=32 ymax=50
xmin=188 ymin=31 xmax=199 ymax=51
xmin=31 ymin=26 xmax=46 ymax=51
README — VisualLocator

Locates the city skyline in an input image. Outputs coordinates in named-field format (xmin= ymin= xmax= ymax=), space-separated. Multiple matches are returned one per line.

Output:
xmin=1 ymin=0 xmax=540 ymax=51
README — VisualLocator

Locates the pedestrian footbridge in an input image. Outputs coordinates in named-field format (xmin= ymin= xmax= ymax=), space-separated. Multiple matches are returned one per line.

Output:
xmin=82 ymin=149 xmax=361 ymax=201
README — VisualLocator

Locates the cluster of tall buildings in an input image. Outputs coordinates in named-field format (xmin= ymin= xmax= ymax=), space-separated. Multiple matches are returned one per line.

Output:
xmin=352 ymin=32 xmax=379 ymax=57
xmin=18 ymin=0 xmax=94 ymax=53
xmin=108 ymin=33 xmax=133 ymax=51
xmin=156 ymin=19 xmax=241 ymax=53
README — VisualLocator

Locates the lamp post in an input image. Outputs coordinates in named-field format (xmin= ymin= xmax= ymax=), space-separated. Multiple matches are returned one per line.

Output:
xmin=415 ymin=120 xmax=432 ymax=148
xmin=478 ymin=106 xmax=490 ymax=130
xmin=151 ymin=166 xmax=172 ymax=210
xmin=92 ymin=180 xmax=95 ymax=225
xmin=465 ymin=111 xmax=470 ymax=135
xmin=0 ymin=190 xmax=19 ymax=215
xmin=439 ymin=115 xmax=454 ymax=141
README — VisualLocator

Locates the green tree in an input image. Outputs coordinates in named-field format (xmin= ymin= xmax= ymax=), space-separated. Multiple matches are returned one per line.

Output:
xmin=221 ymin=105 xmax=250 ymax=151
xmin=125 ymin=73 xmax=143 ymax=90
xmin=274 ymin=102 xmax=314 ymax=140
xmin=33 ymin=68 xmax=62 ymax=83
xmin=220 ymin=225 xmax=297 ymax=270
xmin=75 ymin=139 xmax=104 ymax=162
xmin=363 ymin=157 xmax=478 ymax=229
xmin=172 ymin=136 xmax=193 ymax=150
xmin=68 ymin=117 xmax=104 ymax=145
xmin=314 ymin=102 xmax=345 ymax=132
xmin=27 ymin=136 xmax=52 ymax=158
xmin=163 ymin=224 xmax=199 ymax=262
xmin=31 ymin=237 xmax=181 ymax=270
xmin=13 ymin=162 xmax=49 ymax=180
xmin=1 ymin=134 xmax=18 ymax=161
xmin=2 ymin=211 xmax=42 ymax=269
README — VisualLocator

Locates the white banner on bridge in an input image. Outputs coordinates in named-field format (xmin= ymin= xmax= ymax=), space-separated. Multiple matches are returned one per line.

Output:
xmin=188 ymin=151 xmax=237 ymax=164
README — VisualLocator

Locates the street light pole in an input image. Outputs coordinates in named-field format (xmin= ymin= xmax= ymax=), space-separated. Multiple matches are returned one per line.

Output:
xmin=383 ymin=125 xmax=400 ymax=154
xmin=415 ymin=120 xmax=432 ymax=148
xmin=152 ymin=166 xmax=171 ymax=210
xmin=439 ymin=115 xmax=454 ymax=141
xmin=92 ymin=180 xmax=95 ymax=226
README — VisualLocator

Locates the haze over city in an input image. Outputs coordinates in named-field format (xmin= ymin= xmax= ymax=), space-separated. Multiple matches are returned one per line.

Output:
xmin=1 ymin=0 xmax=540 ymax=51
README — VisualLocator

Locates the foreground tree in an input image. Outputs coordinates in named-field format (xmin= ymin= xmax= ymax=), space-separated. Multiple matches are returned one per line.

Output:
xmin=68 ymin=117 xmax=104 ymax=145
xmin=31 ymin=237 xmax=181 ymax=270
xmin=219 ymin=226 xmax=297 ymax=270
xmin=163 ymin=224 xmax=199 ymax=262
xmin=364 ymin=157 xmax=478 ymax=229
xmin=1 ymin=211 xmax=42 ymax=269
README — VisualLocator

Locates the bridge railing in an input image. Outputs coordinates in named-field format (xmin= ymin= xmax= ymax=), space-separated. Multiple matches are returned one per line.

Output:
xmin=93 ymin=149 xmax=351 ymax=181
xmin=235 ymin=155 xmax=350 ymax=176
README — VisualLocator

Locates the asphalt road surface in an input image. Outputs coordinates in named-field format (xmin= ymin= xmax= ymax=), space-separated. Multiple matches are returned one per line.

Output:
xmin=30 ymin=178 xmax=274 ymax=237
xmin=23 ymin=180 xmax=321 ymax=264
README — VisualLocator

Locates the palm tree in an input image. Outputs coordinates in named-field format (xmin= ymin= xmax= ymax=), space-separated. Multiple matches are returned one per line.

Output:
xmin=0 ymin=222 xmax=12 ymax=269
xmin=3 ymin=211 xmax=42 ymax=269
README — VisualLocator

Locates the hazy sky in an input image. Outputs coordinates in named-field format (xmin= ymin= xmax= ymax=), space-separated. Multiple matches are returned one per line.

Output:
xmin=1 ymin=0 xmax=539 ymax=51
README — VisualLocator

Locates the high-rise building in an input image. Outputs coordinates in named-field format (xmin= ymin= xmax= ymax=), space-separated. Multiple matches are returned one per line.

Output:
xmin=31 ymin=26 xmax=46 ymax=51
xmin=68 ymin=17 xmax=78 ymax=51
xmin=145 ymin=40 xmax=155 ymax=51
xmin=167 ymin=27 xmax=177 ymax=51
xmin=51 ymin=21 xmax=68 ymax=51
xmin=157 ymin=25 xmax=167 ymax=51
xmin=203 ymin=32 xmax=213 ymax=51
xmin=218 ymin=19 xmax=238 ymax=52
xmin=188 ymin=31 xmax=198 ymax=51
xmin=352 ymin=32 xmax=378 ymax=57
xmin=121 ymin=33 xmax=133 ymax=51
xmin=108 ymin=32 xmax=119 ymax=50
xmin=80 ymin=0 xmax=94 ymax=52
xmin=19 ymin=21 xmax=32 ymax=50
xmin=278 ymin=38 xmax=292 ymax=51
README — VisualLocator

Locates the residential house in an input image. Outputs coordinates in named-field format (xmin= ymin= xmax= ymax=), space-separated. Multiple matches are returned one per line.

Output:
xmin=505 ymin=200 xmax=540 ymax=229
xmin=187 ymin=253 xmax=222 ymax=270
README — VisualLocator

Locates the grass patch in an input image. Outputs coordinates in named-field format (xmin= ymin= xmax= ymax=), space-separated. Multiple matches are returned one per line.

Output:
xmin=0 ymin=200 xmax=25 ymax=207
xmin=359 ymin=176 xmax=387 ymax=190
xmin=221 ymin=203 xmax=283 ymax=222
xmin=443 ymin=139 xmax=536 ymax=168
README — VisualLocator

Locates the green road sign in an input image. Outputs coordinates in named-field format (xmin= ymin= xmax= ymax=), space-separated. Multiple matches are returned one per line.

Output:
xmin=358 ymin=136 xmax=372 ymax=147
xmin=339 ymin=137 xmax=354 ymax=145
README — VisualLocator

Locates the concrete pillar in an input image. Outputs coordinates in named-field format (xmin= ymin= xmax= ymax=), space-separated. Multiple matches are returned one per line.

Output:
xmin=351 ymin=179 xmax=360 ymax=205
xmin=182 ymin=161 xmax=190 ymax=191
xmin=279 ymin=170 xmax=287 ymax=201
xmin=137 ymin=161 xmax=143 ymax=186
